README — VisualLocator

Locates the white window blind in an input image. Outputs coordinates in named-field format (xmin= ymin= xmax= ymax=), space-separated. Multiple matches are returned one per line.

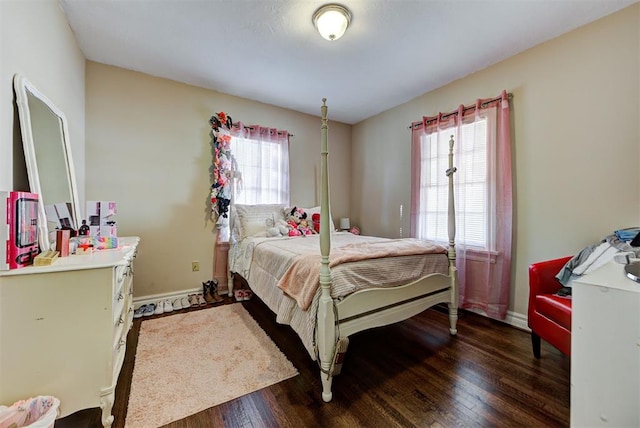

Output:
xmin=230 ymin=135 xmax=289 ymax=205
xmin=417 ymin=118 xmax=494 ymax=250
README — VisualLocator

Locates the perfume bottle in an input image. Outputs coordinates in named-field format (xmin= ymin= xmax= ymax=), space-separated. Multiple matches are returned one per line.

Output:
xmin=78 ymin=219 xmax=90 ymax=236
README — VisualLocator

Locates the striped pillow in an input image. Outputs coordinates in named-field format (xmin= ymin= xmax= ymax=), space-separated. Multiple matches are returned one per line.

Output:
xmin=233 ymin=204 xmax=286 ymax=239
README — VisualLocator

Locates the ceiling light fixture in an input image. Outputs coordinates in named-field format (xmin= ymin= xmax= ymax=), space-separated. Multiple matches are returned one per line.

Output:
xmin=312 ymin=4 xmax=352 ymax=41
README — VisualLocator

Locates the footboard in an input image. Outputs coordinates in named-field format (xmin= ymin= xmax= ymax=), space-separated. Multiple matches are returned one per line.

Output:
xmin=315 ymin=100 xmax=458 ymax=403
xmin=316 ymin=268 xmax=458 ymax=402
xmin=336 ymin=273 xmax=456 ymax=337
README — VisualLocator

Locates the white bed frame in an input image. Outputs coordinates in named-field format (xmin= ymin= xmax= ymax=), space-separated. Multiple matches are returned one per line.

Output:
xmin=316 ymin=99 xmax=459 ymax=402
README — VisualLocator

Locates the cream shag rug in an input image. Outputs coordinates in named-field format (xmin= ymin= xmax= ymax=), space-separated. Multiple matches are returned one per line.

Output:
xmin=125 ymin=304 xmax=298 ymax=427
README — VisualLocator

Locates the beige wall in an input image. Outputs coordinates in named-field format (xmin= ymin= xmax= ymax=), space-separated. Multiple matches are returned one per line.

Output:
xmin=0 ymin=0 xmax=85 ymax=200
xmin=3 ymin=0 xmax=637 ymax=324
xmin=85 ymin=63 xmax=351 ymax=298
xmin=352 ymin=4 xmax=640 ymax=321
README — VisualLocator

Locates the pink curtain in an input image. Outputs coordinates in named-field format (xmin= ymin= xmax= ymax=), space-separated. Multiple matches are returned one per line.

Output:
xmin=410 ymin=90 xmax=513 ymax=319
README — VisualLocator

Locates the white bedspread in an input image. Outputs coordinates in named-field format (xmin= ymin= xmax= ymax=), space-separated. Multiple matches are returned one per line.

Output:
xmin=229 ymin=232 xmax=449 ymax=358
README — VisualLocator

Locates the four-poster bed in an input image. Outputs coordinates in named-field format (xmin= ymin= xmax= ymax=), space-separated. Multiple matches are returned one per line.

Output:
xmin=228 ymin=99 xmax=458 ymax=402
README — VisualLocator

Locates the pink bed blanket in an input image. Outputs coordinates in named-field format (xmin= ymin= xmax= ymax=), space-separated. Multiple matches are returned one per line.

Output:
xmin=277 ymin=238 xmax=447 ymax=310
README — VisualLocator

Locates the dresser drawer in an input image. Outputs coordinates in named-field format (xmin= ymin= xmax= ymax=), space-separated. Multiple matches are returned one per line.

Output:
xmin=113 ymin=288 xmax=126 ymax=326
xmin=0 ymin=236 xmax=140 ymax=424
xmin=114 ymin=265 xmax=128 ymax=297
xmin=113 ymin=263 xmax=134 ymax=324
xmin=112 ymin=332 xmax=127 ymax=382
xmin=125 ymin=303 xmax=134 ymax=331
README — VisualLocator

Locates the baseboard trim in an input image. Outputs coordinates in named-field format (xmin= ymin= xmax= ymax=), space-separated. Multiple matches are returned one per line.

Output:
xmin=133 ymin=286 xmax=230 ymax=308
xmin=133 ymin=290 xmax=531 ymax=332
xmin=505 ymin=310 xmax=529 ymax=331
xmin=132 ymin=288 xmax=199 ymax=309
xmin=466 ymin=307 xmax=530 ymax=332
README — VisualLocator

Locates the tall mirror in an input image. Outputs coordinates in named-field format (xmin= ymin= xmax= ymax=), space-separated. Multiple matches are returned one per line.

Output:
xmin=14 ymin=74 xmax=81 ymax=251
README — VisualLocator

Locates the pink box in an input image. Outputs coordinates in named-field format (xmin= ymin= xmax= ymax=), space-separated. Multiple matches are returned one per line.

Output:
xmin=56 ymin=229 xmax=70 ymax=257
xmin=1 ymin=191 xmax=40 ymax=269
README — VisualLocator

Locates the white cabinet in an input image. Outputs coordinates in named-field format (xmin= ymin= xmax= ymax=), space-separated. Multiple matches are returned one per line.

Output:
xmin=571 ymin=260 xmax=640 ymax=427
xmin=0 ymin=236 xmax=139 ymax=427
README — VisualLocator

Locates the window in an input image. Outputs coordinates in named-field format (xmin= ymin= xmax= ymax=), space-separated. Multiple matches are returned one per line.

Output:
xmin=230 ymin=127 xmax=290 ymax=205
xmin=414 ymin=115 xmax=495 ymax=251
xmin=211 ymin=115 xmax=290 ymax=242
xmin=410 ymin=91 xmax=513 ymax=319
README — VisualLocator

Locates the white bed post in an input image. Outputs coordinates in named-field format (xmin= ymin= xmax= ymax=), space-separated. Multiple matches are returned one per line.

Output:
xmin=446 ymin=135 xmax=459 ymax=335
xmin=317 ymin=98 xmax=337 ymax=402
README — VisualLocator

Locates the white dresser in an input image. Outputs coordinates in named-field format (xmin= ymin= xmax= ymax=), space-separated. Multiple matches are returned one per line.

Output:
xmin=0 ymin=236 xmax=139 ymax=427
xmin=571 ymin=260 xmax=640 ymax=427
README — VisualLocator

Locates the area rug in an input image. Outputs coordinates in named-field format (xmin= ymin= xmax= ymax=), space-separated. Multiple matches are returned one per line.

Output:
xmin=124 ymin=304 xmax=298 ymax=428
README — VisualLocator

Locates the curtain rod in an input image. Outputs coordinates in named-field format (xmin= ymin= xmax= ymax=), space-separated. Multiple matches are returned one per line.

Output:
xmin=233 ymin=122 xmax=294 ymax=137
xmin=408 ymin=92 xmax=513 ymax=129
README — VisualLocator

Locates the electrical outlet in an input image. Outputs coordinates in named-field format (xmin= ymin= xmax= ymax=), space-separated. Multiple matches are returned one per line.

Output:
xmin=192 ymin=260 xmax=200 ymax=272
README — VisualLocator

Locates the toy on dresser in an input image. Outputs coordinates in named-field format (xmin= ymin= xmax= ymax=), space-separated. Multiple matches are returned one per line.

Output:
xmin=75 ymin=201 xmax=119 ymax=253
xmin=86 ymin=201 xmax=117 ymax=238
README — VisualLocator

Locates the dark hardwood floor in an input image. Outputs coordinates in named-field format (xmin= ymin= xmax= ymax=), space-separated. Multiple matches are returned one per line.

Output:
xmin=56 ymin=296 xmax=570 ymax=427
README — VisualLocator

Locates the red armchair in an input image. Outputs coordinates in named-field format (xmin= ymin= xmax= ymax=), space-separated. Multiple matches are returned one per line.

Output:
xmin=528 ymin=256 xmax=573 ymax=358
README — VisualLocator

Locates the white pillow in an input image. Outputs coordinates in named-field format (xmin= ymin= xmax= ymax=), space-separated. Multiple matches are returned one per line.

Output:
xmin=233 ymin=204 xmax=286 ymax=239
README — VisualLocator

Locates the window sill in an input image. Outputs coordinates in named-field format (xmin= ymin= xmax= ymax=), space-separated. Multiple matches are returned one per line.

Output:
xmin=462 ymin=248 xmax=499 ymax=264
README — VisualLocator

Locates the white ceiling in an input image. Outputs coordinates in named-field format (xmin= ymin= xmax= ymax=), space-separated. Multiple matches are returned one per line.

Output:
xmin=59 ymin=0 xmax=637 ymax=124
